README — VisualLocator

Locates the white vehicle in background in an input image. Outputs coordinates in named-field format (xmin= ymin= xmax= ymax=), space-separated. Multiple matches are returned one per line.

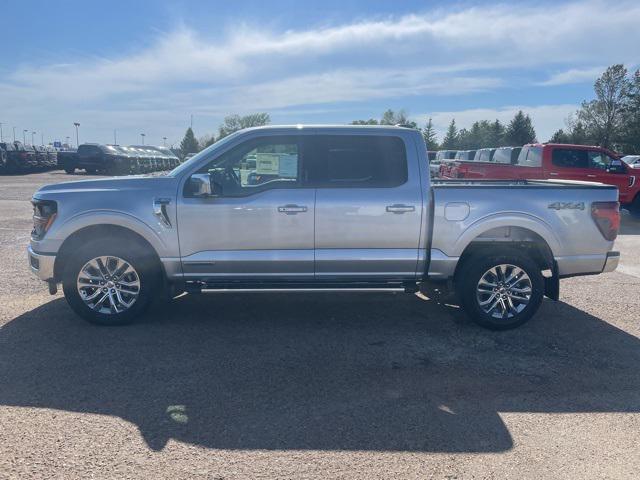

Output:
xmin=622 ymin=155 xmax=640 ymax=168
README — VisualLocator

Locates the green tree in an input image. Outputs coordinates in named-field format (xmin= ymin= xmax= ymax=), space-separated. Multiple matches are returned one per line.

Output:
xmin=180 ymin=127 xmax=199 ymax=156
xmin=620 ymin=69 xmax=640 ymax=154
xmin=422 ymin=118 xmax=439 ymax=151
xmin=549 ymin=129 xmax=571 ymax=143
xmin=441 ymin=119 xmax=459 ymax=149
xmin=217 ymin=113 xmax=271 ymax=140
xmin=380 ymin=109 xmax=418 ymax=128
xmin=199 ymin=134 xmax=216 ymax=149
xmin=487 ymin=119 xmax=506 ymax=147
xmin=351 ymin=119 xmax=379 ymax=125
xmin=577 ymin=64 xmax=630 ymax=149
xmin=503 ymin=111 xmax=537 ymax=146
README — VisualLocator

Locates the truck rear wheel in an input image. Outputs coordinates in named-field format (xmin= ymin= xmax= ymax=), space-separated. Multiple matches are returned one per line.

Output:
xmin=62 ymin=239 xmax=159 ymax=325
xmin=456 ymin=251 xmax=544 ymax=330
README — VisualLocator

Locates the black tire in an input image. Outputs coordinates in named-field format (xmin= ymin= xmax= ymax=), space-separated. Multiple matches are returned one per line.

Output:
xmin=455 ymin=249 xmax=544 ymax=330
xmin=64 ymin=166 xmax=76 ymax=174
xmin=628 ymin=195 xmax=640 ymax=218
xmin=62 ymin=239 xmax=160 ymax=325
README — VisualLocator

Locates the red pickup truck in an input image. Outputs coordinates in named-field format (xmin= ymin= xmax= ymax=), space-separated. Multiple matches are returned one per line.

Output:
xmin=442 ymin=143 xmax=640 ymax=214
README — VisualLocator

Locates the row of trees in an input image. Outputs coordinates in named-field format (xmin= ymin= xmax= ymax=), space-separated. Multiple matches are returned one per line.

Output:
xmin=436 ymin=112 xmax=537 ymax=151
xmin=179 ymin=113 xmax=272 ymax=156
xmin=179 ymin=108 xmax=537 ymax=157
xmin=549 ymin=64 xmax=640 ymax=153
xmin=178 ymin=64 xmax=640 ymax=157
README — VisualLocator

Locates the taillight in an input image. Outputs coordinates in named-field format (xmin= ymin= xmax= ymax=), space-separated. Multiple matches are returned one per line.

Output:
xmin=591 ymin=201 xmax=620 ymax=241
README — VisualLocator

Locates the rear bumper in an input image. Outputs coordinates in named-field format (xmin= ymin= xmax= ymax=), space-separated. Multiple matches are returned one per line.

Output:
xmin=27 ymin=245 xmax=56 ymax=281
xmin=602 ymin=251 xmax=620 ymax=273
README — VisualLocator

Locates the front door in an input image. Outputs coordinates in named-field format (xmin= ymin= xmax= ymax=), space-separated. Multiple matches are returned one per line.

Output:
xmin=178 ymin=135 xmax=315 ymax=280
xmin=309 ymin=133 xmax=423 ymax=280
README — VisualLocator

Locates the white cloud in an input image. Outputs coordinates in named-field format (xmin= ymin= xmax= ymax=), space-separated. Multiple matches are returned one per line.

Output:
xmin=539 ymin=67 xmax=606 ymax=86
xmin=421 ymin=104 xmax=579 ymax=143
xmin=1 ymin=1 xmax=639 ymax=144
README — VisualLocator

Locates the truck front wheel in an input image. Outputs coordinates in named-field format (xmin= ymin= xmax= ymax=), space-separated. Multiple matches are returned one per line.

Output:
xmin=456 ymin=251 xmax=544 ymax=330
xmin=62 ymin=239 xmax=159 ymax=325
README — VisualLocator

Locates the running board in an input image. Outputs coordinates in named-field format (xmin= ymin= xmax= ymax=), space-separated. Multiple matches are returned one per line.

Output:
xmin=185 ymin=280 xmax=418 ymax=294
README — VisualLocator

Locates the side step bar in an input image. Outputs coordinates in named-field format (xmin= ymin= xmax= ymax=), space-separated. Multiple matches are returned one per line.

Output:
xmin=185 ymin=281 xmax=419 ymax=294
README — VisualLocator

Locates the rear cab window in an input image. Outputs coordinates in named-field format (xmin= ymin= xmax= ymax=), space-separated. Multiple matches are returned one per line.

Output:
xmin=517 ymin=146 xmax=543 ymax=167
xmin=306 ymin=135 xmax=408 ymax=188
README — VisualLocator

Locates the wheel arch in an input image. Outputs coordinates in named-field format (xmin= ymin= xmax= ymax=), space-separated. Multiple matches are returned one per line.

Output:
xmin=54 ymin=224 xmax=163 ymax=281
xmin=453 ymin=225 xmax=555 ymax=282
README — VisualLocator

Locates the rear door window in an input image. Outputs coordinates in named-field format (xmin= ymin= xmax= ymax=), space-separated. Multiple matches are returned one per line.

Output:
xmin=552 ymin=148 xmax=589 ymax=169
xmin=306 ymin=135 xmax=407 ymax=188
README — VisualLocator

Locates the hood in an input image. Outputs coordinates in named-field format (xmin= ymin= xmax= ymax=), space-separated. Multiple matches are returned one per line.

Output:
xmin=34 ymin=174 xmax=176 ymax=197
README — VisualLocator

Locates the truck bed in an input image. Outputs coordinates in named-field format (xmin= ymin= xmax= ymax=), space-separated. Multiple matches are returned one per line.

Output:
xmin=431 ymin=178 xmax=618 ymax=190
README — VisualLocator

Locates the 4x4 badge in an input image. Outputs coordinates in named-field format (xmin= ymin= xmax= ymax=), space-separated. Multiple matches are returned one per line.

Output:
xmin=548 ymin=202 xmax=585 ymax=210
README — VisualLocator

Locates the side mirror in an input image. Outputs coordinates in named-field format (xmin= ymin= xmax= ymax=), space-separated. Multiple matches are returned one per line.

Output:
xmin=189 ymin=173 xmax=213 ymax=197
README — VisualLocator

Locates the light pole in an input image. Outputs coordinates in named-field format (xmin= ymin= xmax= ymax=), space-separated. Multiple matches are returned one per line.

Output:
xmin=113 ymin=129 xmax=117 ymax=145
xmin=73 ymin=122 xmax=80 ymax=147
xmin=23 ymin=129 xmax=28 ymax=144
xmin=0 ymin=122 xmax=3 ymax=142
xmin=65 ymin=136 xmax=70 ymax=147
xmin=162 ymin=136 xmax=167 ymax=146
xmin=140 ymin=133 xmax=145 ymax=145
xmin=13 ymin=127 xmax=16 ymax=142
xmin=41 ymin=133 xmax=44 ymax=145
xmin=32 ymin=131 xmax=36 ymax=145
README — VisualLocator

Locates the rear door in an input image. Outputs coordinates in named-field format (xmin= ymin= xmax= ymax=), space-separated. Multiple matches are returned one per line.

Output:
xmin=309 ymin=133 xmax=423 ymax=280
xmin=547 ymin=147 xmax=591 ymax=181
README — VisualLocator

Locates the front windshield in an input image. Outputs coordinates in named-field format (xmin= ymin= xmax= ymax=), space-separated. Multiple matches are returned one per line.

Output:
xmin=168 ymin=130 xmax=245 ymax=177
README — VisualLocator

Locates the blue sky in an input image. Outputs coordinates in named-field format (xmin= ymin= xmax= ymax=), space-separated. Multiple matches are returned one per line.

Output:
xmin=1 ymin=0 xmax=638 ymax=147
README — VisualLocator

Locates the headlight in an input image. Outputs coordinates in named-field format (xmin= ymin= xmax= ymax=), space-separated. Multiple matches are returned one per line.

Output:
xmin=32 ymin=199 xmax=57 ymax=239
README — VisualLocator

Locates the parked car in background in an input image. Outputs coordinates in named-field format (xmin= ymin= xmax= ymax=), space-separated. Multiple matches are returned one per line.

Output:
xmin=622 ymin=155 xmax=640 ymax=167
xmin=0 ymin=142 xmax=16 ymax=172
xmin=14 ymin=142 xmax=37 ymax=170
xmin=442 ymin=143 xmax=640 ymax=216
xmin=28 ymin=125 xmax=620 ymax=331
xmin=436 ymin=150 xmax=459 ymax=177
xmin=454 ymin=150 xmax=477 ymax=161
xmin=474 ymin=148 xmax=497 ymax=162
xmin=493 ymin=146 xmax=522 ymax=164
xmin=58 ymin=149 xmax=79 ymax=174
xmin=75 ymin=143 xmax=132 ymax=175
xmin=45 ymin=146 xmax=58 ymax=169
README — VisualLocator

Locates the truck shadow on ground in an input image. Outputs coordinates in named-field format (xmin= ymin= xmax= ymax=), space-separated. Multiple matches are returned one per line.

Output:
xmin=1 ymin=292 xmax=639 ymax=453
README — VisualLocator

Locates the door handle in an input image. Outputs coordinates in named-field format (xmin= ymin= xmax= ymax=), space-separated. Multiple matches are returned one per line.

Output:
xmin=587 ymin=174 xmax=597 ymax=178
xmin=278 ymin=204 xmax=307 ymax=214
xmin=549 ymin=172 xmax=559 ymax=176
xmin=386 ymin=204 xmax=415 ymax=214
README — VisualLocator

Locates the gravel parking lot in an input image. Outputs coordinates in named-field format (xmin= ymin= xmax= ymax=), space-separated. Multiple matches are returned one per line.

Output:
xmin=1 ymin=172 xmax=640 ymax=479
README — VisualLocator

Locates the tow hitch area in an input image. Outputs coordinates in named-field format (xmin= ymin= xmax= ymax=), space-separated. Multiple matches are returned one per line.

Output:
xmin=48 ymin=280 xmax=58 ymax=295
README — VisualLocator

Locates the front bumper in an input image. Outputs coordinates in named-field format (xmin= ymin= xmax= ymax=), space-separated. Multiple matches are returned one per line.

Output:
xmin=27 ymin=245 xmax=56 ymax=281
xmin=602 ymin=251 xmax=620 ymax=273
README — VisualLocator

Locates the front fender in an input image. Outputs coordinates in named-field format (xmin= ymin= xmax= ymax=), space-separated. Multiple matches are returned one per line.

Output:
xmin=47 ymin=210 xmax=172 ymax=258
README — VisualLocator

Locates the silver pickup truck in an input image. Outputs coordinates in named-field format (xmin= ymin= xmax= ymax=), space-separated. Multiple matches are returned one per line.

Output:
xmin=28 ymin=126 xmax=620 ymax=329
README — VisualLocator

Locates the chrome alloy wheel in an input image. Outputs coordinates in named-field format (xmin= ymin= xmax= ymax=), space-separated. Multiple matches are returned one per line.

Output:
xmin=76 ymin=256 xmax=140 ymax=314
xmin=476 ymin=264 xmax=532 ymax=319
